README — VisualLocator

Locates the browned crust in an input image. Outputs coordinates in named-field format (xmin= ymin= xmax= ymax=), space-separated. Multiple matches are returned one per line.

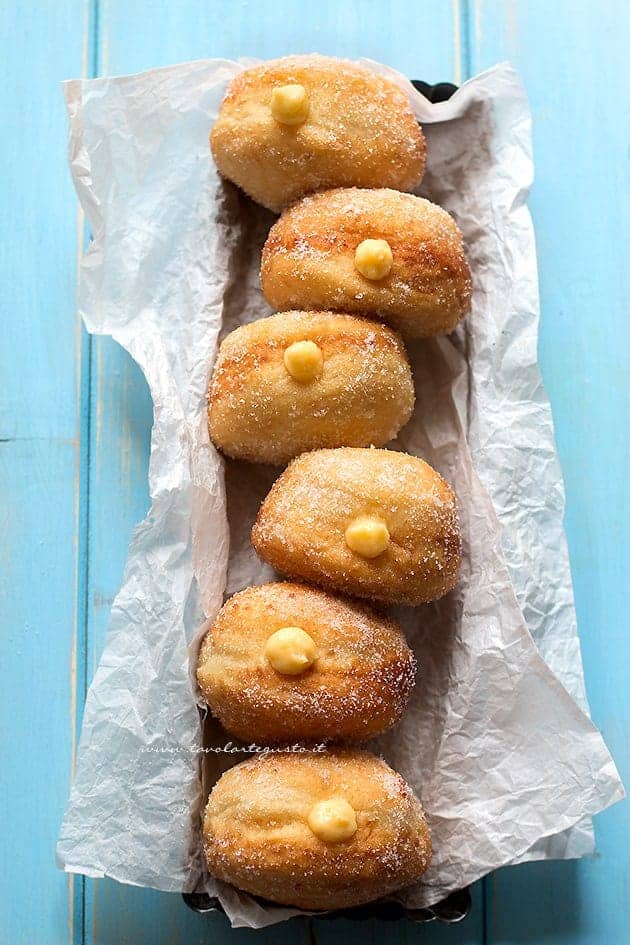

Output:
xmin=210 ymin=56 xmax=425 ymax=212
xmin=260 ymin=188 xmax=472 ymax=338
xmin=207 ymin=311 xmax=415 ymax=465
xmin=209 ymin=311 xmax=407 ymax=398
xmin=202 ymin=749 xmax=432 ymax=911
xmin=196 ymin=581 xmax=416 ymax=745
xmin=251 ymin=448 xmax=461 ymax=606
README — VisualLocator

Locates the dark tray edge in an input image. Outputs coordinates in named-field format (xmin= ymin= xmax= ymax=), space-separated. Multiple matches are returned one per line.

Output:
xmin=183 ymin=886 xmax=471 ymax=925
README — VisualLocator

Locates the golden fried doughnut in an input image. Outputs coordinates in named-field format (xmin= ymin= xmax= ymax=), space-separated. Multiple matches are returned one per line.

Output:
xmin=260 ymin=187 xmax=472 ymax=338
xmin=210 ymin=55 xmax=425 ymax=212
xmin=196 ymin=582 xmax=415 ymax=744
xmin=202 ymin=749 xmax=432 ymax=910
xmin=208 ymin=311 xmax=414 ymax=465
xmin=252 ymin=447 xmax=461 ymax=605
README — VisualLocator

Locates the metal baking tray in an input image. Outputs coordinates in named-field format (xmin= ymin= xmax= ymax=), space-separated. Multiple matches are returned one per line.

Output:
xmin=183 ymin=78 xmax=470 ymax=926
xmin=183 ymin=886 xmax=471 ymax=924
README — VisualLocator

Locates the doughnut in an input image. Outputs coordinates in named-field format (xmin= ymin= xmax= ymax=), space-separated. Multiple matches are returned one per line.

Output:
xmin=208 ymin=311 xmax=415 ymax=465
xmin=252 ymin=447 xmax=461 ymax=605
xmin=196 ymin=582 xmax=415 ymax=744
xmin=202 ymin=749 xmax=432 ymax=910
xmin=210 ymin=55 xmax=426 ymax=212
xmin=260 ymin=187 xmax=472 ymax=338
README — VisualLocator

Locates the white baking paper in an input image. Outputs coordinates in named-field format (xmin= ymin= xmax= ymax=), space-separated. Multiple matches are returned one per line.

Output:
xmin=57 ymin=57 xmax=624 ymax=928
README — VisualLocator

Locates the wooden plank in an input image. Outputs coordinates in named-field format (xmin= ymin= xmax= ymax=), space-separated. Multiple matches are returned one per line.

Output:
xmin=84 ymin=1 xmax=484 ymax=941
xmin=0 ymin=2 xmax=91 ymax=944
xmin=469 ymin=1 xmax=630 ymax=942
xmin=88 ymin=881 xmax=311 ymax=944
xmin=100 ymin=0 xmax=459 ymax=82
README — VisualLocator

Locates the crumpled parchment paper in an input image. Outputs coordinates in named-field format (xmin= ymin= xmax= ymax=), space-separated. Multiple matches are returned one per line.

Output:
xmin=57 ymin=57 xmax=624 ymax=928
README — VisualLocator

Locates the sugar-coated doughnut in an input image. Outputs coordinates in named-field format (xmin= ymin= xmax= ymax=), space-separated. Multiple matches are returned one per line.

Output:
xmin=208 ymin=311 xmax=415 ymax=465
xmin=210 ymin=55 xmax=426 ymax=212
xmin=202 ymin=749 xmax=432 ymax=910
xmin=196 ymin=582 xmax=415 ymax=744
xmin=261 ymin=187 xmax=472 ymax=338
xmin=252 ymin=448 xmax=461 ymax=605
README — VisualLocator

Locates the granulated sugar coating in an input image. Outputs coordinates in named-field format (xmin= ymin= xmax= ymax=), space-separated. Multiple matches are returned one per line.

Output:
xmin=203 ymin=749 xmax=432 ymax=911
xmin=261 ymin=187 xmax=472 ymax=338
xmin=208 ymin=311 xmax=415 ymax=465
xmin=210 ymin=55 xmax=425 ymax=212
xmin=196 ymin=581 xmax=416 ymax=745
xmin=252 ymin=447 xmax=461 ymax=605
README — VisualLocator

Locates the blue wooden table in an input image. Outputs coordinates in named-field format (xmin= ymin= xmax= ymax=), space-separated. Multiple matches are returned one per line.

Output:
xmin=2 ymin=1 xmax=628 ymax=942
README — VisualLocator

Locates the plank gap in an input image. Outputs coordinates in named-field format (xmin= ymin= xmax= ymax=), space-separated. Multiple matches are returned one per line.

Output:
xmin=74 ymin=3 xmax=102 ymax=945
xmin=460 ymin=0 xmax=473 ymax=84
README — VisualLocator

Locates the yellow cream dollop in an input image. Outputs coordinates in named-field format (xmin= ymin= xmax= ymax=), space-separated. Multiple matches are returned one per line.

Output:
xmin=354 ymin=238 xmax=394 ymax=280
xmin=344 ymin=515 xmax=390 ymax=558
xmin=270 ymin=84 xmax=310 ymax=126
xmin=283 ymin=340 xmax=323 ymax=383
xmin=308 ymin=797 xmax=358 ymax=842
xmin=265 ymin=626 xmax=317 ymax=675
